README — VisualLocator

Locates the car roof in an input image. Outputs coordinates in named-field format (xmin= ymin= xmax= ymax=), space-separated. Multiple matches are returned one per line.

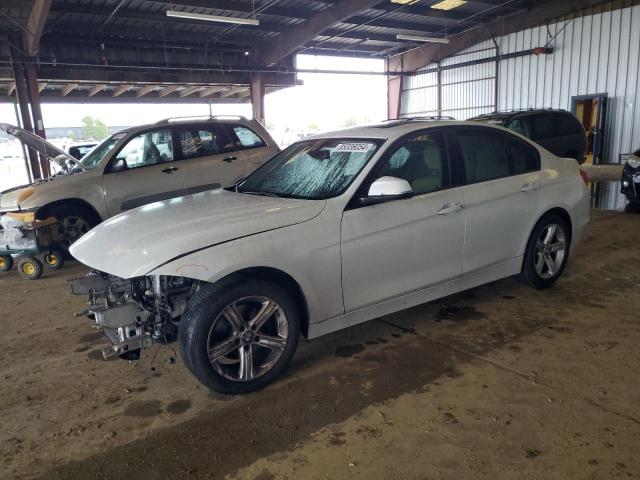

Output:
xmin=308 ymin=119 xmax=512 ymax=142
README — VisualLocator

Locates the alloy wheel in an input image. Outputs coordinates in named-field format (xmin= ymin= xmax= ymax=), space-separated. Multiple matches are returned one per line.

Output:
xmin=207 ymin=296 xmax=289 ymax=382
xmin=534 ymin=223 xmax=566 ymax=280
xmin=61 ymin=216 xmax=90 ymax=245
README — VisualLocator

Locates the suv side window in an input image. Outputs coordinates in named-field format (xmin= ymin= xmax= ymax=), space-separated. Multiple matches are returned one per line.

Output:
xmin=377 ymin=132 xmax=449 ymax=195
xmin=528 ymin=114 xmax=557 ymax=141
xmin=229 ymin=125 xmax=266 ymax=149
xmin=177 ymin=126 xmax=226 ymax=159
xmin=507 ymin=118 xmax=530 ymax=137
xmin=559 ymin=113 xmax=584 ymax=136
xmin=456 ymin=129 xmax=511 ymax=184
xmin=115 ymin=129 xmax=174 ymax=169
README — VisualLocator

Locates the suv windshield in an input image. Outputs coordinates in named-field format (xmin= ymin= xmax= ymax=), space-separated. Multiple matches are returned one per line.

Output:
xmin=237 ymin=138 xmax=383 ymax=199
xmin=79 ymin=133 xmax=126 ymax=169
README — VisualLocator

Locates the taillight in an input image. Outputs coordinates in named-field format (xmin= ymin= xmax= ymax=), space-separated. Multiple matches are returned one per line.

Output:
xmin=579 ymin=168 xmax=589 ymax=185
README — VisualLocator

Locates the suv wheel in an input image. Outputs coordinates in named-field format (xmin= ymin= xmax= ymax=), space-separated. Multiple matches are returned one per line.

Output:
xmin=179 ymin=278 xmax=300 ymax=394
xmin=43 ymin=205 xmax=98 ymax=248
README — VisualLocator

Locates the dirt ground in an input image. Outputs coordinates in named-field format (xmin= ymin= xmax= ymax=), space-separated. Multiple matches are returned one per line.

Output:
xmin=1 ymin=209 xmax=639 ymax=480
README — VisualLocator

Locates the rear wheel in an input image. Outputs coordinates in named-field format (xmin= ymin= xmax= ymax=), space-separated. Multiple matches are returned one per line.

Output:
xmin=179 ymin=278 xmax=300 ymax=395
xmin=43 ymin=247 xmax=66 ymax=270
xmin=18 ymin=257 xmax=44 ymax=280
xmin=521 ymin=214 xmax=570 ymax=289
xmin=0 ymin=255 xmax=13 ymax=272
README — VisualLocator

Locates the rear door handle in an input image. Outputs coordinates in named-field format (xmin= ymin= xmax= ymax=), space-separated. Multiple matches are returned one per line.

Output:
xmin=162 ymin=166 xmax=179 ymax=174
xmin=437 ymin=202 xmax=464 ymax=215
xmin=223 ymin=156 xmax=237 ymax=163
xmin=521 ymin=182 xmax=539 ymax=192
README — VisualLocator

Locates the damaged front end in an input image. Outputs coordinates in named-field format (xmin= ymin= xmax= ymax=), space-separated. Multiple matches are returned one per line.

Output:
xmin=69 ymin=272 xmax=199 ymax=359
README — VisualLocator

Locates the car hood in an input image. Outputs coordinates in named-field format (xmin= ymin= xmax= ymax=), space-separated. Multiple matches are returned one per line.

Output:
xmin=70 ymin=189 xmax=327 ymax=278
xmin=0 ymin=123 xmax=81 ymax=169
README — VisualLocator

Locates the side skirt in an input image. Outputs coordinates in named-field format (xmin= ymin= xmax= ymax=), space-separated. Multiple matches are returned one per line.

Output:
xmin=307 ymin=256 xmax=523 ymax=339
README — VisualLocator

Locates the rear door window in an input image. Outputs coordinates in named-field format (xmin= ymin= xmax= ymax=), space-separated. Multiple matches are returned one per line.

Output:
xmin=505 ymin=136 xmax=541 ymax=174
xmin=455 ymin=129 xmax=511 ymax=184
xmin=177 ymin=126 xmax=226 ymax=159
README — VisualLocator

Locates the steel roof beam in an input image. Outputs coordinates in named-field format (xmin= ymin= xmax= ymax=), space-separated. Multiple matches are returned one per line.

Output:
xmin=60 ymin=82 xmax=77 ymax=96
xmin=112 ymin=84 xmax=131 ymax=97
xmin=395 ymin=0 xmax=613 ymax=71
xmin=88 ymin=83 xmax=107 ymax=96
xmin=258 ymin=0 xmax=383 ymax=66
xmin=24 ymin=0 xmax=52 ymax=56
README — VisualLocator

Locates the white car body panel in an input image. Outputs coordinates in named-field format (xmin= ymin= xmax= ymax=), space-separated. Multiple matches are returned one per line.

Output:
xmin=70 ymin=121 xmax=590 ymax=339
xmin=71 ymin=189 xmax=327 ymax=278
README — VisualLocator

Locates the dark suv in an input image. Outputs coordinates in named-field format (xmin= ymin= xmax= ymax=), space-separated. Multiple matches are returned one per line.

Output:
xmin=470 ymin=109 xmax=587 ymax=164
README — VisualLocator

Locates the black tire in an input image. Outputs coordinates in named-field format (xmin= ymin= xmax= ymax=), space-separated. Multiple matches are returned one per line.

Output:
xmin=17 ymin=257 xmax=44 ymax=280
xmin=43 ymin=247 xmax=66 ymax=270
xmin=520 ymin=214 xmax=571 ymax=290
xmin=0 ymin=255 xmax=13 ymax=272
xmin=41 ymin=205 xmax=99 ymax=248
xmin=179 ymin=277 xmax=300 ymax=395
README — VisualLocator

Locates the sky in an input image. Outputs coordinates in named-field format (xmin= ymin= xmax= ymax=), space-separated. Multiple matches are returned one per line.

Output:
xmin=0 ymin=54 xmax=387 ymax=136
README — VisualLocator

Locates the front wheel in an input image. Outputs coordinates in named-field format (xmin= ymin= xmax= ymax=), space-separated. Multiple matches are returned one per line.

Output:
xmin=43 ymin=206 xmax=98 ymax=248
xmin=17 ymin=257 xmax=44 ymax=280
xmin=179 ymin=278 xmax=300 ymax=395
xmin=0 ymin=255 xmax=13 ymax=272
xmin=521 ymin=214 xmax=571 ymax=290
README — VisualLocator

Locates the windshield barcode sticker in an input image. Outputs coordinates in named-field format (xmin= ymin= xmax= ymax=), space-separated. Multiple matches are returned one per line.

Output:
xmin=334 ymin=143 xmax=373 ymax=153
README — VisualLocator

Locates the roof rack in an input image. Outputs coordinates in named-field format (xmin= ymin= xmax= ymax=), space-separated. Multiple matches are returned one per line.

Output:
xmin=405 ymin=115 xmax=455 ymax=121
xmin=476 ymin=108 xmax=567 ymax=116
xmin=155 ymin=115 xmax=247 ymax=124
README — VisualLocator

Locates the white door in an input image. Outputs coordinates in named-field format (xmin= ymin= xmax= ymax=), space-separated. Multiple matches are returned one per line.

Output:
xmin=341 ymin=131 xmax=465 ymax=311
xmin=174 ymin=124 xmax=246 ymax=194
xmin=102 ymin=128 xmax=186 ymax=216
xmin=453 ymin=127 xmax=543 ymax=274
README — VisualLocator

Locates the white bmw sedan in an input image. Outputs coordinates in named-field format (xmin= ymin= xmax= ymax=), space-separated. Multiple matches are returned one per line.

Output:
xmin=70 ymin=119 xmax=590 ymax=394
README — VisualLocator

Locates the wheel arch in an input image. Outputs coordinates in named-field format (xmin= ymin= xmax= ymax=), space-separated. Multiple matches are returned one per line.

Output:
xmin=215 ymin=266 xmax=311 ymax=338
xmin=521 ymin=206 xmax=573 ymax=257
xmin=36 ymin=198 xmax=103 ymax=226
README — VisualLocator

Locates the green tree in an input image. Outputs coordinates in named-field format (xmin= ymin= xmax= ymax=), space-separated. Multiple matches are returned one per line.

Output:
xmin=82 ymin=116 xmax=109 ymax=140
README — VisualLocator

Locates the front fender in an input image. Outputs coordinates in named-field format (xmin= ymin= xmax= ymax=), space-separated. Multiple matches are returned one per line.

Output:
xmin=148 ymin=215 xmax=343 ymax=326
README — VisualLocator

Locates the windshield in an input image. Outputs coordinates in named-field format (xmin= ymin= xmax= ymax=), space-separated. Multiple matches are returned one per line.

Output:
xmin=79 ymin=133 xmax=126 ymax=169
xmin=238 ymin=138 xmax=383 ymax=199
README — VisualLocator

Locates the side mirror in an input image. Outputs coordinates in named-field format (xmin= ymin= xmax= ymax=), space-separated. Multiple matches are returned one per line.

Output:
xmin=360 ymin=176 xmax=413 ymax=206
xmin=110 ymin=157 xmax=128 ymax=173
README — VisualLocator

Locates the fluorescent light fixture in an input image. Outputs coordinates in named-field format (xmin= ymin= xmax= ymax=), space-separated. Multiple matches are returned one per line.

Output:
xmin=166 ymin=10 xmax=260 ymax=26
xmin=390 ymin=0 xmax=418 ymax=4
xmin=396 ymin=34 xmax=450 ymax=44
xmin=431 ymin=0 xmax=467 ymax=10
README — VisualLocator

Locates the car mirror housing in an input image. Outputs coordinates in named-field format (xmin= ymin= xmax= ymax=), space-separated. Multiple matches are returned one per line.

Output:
xmin=360 ymin=176 xmax=413 ymax=206
xmin=110 ymin=157 xmax=128 ymax=173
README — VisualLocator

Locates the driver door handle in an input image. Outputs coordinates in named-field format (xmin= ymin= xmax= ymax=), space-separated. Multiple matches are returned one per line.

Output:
xmin=162 ymin=166 xmax=179 ymax=174
xmin=223 ymin=156 xmax=237 ymax=163
xmin=521 ymin=182 xmax=539 ymax=192
xmin=437 ymin=202 xmax=464 ymax=215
